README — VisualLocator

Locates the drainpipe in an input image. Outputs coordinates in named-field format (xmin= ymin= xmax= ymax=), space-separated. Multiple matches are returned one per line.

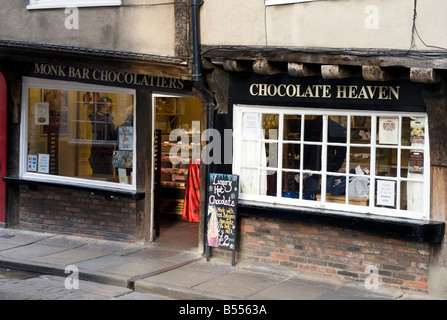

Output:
xmin=191 ymin=0 xmax=216 ymax=252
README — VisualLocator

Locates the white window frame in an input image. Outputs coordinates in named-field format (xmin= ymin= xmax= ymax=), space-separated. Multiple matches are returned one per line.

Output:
xmin=233 ymin=104 xmax=431 ymax=221
xmin=20 ymin=77 xmax=137 ymax=191
xmin=27 ymin=0 xmax=121 ymax=10
xmin=265 ymin=0 xmax=320 ymax=6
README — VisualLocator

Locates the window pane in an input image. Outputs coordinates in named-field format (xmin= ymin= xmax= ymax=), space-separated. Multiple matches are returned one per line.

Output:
xmin=282 ymin=171 xmax=300 ymax=198
xmin=284 ymin=115 xmax=301 ymax=141
xmin=27 ymin=88 xmax=134 ymax=184
xmin=265 ymin=142 xmax=278 ymax=168
xmin=282 ymin=143 xmax=300 ymax=169
xmin=403 ymin=180 xmax=424 ymax=212
xmin=304 ymin=115 xmax=322 ymax=142
xmin=376 ymin=148 xmax=398 ymax=177
xmin=402 ymin=117 xmax=425 ymax=146
xmin=325 ymin=174 xmax=347 ymax=204
xmin=350 ymin=116 xmax=371 ymax=144
xmin=349 ymin=147 xmax=371 ymax=174
xmin=328 ymin=116 xmax=347 ymax=143
xmin=262 ymin=113 xmax=279 ymax=140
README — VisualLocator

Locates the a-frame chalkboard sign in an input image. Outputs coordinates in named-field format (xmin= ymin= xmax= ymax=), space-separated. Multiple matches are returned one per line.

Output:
xmin=205 ymin=173 xmax=239 ymax=266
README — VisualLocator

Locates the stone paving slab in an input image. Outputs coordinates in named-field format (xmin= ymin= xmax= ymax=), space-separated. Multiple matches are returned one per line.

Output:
xmin=193 ymin=270 xmax=283 ymax=299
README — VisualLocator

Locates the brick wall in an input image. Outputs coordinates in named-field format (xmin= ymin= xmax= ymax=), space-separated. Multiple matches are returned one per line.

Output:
xmin=19 ymin=185 xmax=138 ymax=242
xmin=236 ymin=216 xmax=431 ymax=293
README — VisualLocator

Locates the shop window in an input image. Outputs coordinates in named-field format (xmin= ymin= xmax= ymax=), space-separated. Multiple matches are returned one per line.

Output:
xmin=27 ymin=0 xmax=121 ymax=10
xmin=233 ymin=105 xmax=430 ymax=220
xmin=21 ymin=77 xmax=135 ymax=190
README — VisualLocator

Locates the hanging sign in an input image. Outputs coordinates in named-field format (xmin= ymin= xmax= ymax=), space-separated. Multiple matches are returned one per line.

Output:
xmin=206 ymin=173 xmax=239 ymax=266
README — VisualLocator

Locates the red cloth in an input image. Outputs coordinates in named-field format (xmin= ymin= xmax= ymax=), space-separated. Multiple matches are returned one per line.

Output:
xmin=182 ymin=161 xmax=200 ymax=222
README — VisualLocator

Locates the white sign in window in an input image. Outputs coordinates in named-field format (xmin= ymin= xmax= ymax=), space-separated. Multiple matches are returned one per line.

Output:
xmin=28 ymin=0 xmax=122 ymax=10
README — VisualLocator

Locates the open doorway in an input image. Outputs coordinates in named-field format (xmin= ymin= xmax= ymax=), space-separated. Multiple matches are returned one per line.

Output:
xmin=152 ymin=95 xmax=201 ymax=251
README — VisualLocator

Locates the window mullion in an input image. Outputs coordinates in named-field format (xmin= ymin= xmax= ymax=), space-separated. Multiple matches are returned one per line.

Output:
xmin=320 ymin=115 xmax=328 ymax=202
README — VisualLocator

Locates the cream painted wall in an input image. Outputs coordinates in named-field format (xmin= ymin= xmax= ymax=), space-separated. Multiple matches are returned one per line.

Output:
xmin=200 ymin=0 xmax=447 ymax=51
xmin=0 ymin=0 xmax=176 ymax=56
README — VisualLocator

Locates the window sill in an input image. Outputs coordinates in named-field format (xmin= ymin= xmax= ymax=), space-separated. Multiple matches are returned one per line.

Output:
xmin=3 ymin=177 xmax=144 ymax=200
xmin=238 ymin=204 xmax=445 ymax=243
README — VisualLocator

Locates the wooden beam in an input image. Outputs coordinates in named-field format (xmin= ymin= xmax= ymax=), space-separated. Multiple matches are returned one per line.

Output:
xmin=321 ymin=65 xmax=360 ymax=79
xmin=410 ymin=68 xmax=442 ymax=83
xmin=288 ymin=63 xmax=320 ymax=77
xmin=362 ymin=65 xmax=395 ymax=82
xmin=223 ymin=60 xmax=251 ymax=72
xmin=252 ymin=59 xmax=284 ymax=75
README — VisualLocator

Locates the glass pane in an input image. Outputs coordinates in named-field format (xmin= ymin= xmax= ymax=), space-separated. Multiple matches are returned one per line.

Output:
xmin=376 ymin=148 xmax=398 ymax=177
xmin=350 ymin=116 xmax=371 ymax=144
xmin=348 ymin=176 xmax=370 ymax=205
xmin=262 ymin=113 xmax=279 ymax=140
xmin=240 ymin=168 xmax=263 ymax=195
xmin=281 ymin=171 xmax=300 ymax=199
xmin=304 ymin=115 xmax=322 ymax=142
xmin=282 ymin=143 xmax=300 ymax=169
xmin=265 ymin=142 xmax=278 ymax=169
xmin=240 ymin=140 xmax=261 ymax=167
xmin=349 ymin=147 xmax=371 ymax=174
xmin=303 ymin=174 xmax=319 ymax=201
xmin=402 ymin=117 xmax=425 ymax=147
xmin=328 ymin=116 xmax=347 ymax=143
xmin=327 ymin=144 xmax=347 ymax=173
xmin=264 ymin=169 xmax=277 ymax=196
xmin=403 ymin=180 xmax=424 ymax=212
xmin=284 ymin=115 xmax=301 ymax=141
xmin=303 ymin=144 xmax=322 ymax=171
xmin=27 ymin=88 xmax=134 ymax=184
xmin=325 ymin=174 xmax=347 ymax=204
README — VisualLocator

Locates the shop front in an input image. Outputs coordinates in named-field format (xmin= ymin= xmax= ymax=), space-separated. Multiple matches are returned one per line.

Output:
xmin=210 ymin=71 xmax=445 ymax=293
xmin=3 ymin=60 xmax=200 ymax=243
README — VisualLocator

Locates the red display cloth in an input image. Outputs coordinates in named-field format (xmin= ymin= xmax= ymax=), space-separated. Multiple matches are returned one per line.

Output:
xmin=182 ymin=161 xmax=200 ymax=222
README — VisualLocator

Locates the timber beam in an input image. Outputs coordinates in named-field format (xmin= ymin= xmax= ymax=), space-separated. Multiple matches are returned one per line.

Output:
xmin=410 ymin=68 xmax=443 ymax=83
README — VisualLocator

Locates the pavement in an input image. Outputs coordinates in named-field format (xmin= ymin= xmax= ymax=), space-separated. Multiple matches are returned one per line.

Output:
xmin=0 ymin=223 xmax=443 ymax=301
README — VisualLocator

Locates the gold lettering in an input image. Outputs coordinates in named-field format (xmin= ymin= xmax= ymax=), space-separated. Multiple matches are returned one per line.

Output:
xmin=336 ymin=85 xmax=348 ymax=98
xmin=322 ymin=85 xmax=331 ymax=98
xmin=378 ymin=86 xmax=388 ymax=99
xmin=357 ymin=86 xmax=369 ymax=99
xmin=348 ymin=86 xmax=358 ymax=98
xmin=389 ymin=86 xmax=400 ymax=100
xmin=249 ymin=84 xmax=259 ymax=96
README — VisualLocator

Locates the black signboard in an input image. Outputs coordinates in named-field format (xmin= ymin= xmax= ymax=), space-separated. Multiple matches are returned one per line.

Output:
xmin=206 ymin=173 xmax=239 ymax=266
xmin=229 ymin=73 xmax=426 ymax=112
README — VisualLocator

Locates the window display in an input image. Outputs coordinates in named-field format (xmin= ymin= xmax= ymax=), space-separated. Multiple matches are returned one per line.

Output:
xmin=233 ymin=105 xmax=429 ymax=220
xmin=21 ymin=78 xmax=135 ymax=189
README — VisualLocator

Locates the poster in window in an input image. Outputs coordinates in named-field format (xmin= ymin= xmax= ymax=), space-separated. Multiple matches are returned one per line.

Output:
xmin=376 ymin=180 xmax=396 ymax=207
xmin=28 ymin=155 xmax=37 ymax=172
xmin=408 ymin=151 xmax=424 ymax=174
xmin=410 ymin=120 xmax=425 ymax=144
xmin=34 ymin=102 xmax=49 ymax=126
xmin=379 ymin=117 xmax=398 ymax=145
xmin=38 ymin=154 xmax=50 ymax=174
xmin=118 ymin=126 xmax=133 ymax=150
xmin=113 ymin=150 xmax=133 ymax=168
xmin=242 ymin=113 xmax=260 ymax=140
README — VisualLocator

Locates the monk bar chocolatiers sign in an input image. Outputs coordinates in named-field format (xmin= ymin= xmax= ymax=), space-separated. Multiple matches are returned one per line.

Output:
xmin=229 ymin=73 xmax=426 ymax=112
xmin=29 ymin=62 xmax=192 ymax=94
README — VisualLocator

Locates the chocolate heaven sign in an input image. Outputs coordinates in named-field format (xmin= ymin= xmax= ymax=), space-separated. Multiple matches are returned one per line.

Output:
xmin=206 ymin=173 xmax=239 ymax=265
